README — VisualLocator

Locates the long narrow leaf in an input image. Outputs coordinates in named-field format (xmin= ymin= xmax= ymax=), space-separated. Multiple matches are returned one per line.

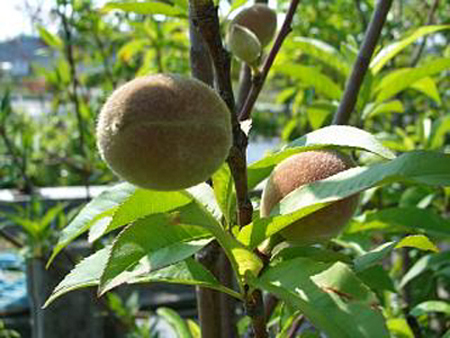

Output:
xmin=370 ymin=25 xmax=450 ymax=74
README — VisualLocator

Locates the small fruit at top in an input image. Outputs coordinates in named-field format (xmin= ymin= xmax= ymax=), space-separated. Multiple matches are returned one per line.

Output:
xmin=227 ymin=24 xmax=262 ymax=64
xmin=260 ymin=150 xmax=359 ymax=244
xmin=96 ymin=74 xmax=232 ymax=191
xmin=230 ymin=4 xmax=277 ymax=47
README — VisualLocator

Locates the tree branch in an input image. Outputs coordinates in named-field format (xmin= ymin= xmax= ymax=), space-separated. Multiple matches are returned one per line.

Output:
xmin=0 ymin=125 xmax=33 ymax=192
xmin=188 ymin=5 xmax=228 ymax=338
xmin=332 ymin=0 xmax=393 ymax=125
xmin=189 ymin=0 xmax=252 ymax=227
xmin=238 ymin=0 xmax=302 ymax=122
xmin=410 ymin=0 xmax=440 ymax=67
xmin=56 ymin=2 xmax=91 ymax=198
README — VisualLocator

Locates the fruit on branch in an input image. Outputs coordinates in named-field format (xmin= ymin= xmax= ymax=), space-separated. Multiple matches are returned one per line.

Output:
xmin=227 ymin=24 xmax=262 ymax=65
xmin=260 ymin=150 xmax=359 ymax=244
xmin=229 ymin=4 xmax=277 ymax=48
xmin=96 ymin=74 xmax=232 ymax=191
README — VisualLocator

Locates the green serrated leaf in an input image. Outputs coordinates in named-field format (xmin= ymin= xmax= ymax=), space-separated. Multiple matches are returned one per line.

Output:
xmin=99 ymin=189 xmax=193 ymax=237
xmin=387 ymin=318 xmax=414 ymax=338
xmin=375 ymin=58 xmax=450 ymax=103
xmin=292 ymin=37 xmax=350 ymax=76
xmin=157 ymin=308 xmax=192 ymax=338
xmin=44 ymin=247 xmax=110 ymax=308
xmin=347 ymin=207 xmax=450 ymax=237
xmin=37 ymin=25 xmax=63 ymax=49
xmin=272 ymin=245 xmax=351 ymax=264
xmin=356 ymin=265 xmax=395 ymax=293
xmin=395 ymin=234 xmax=438 ymax=252
xmin=187 ymin=184 xmax=263 ymax=279
xmin=410 ymin=301 xmax=450 ymax=317
xmin=354 ymin=242 xmax=396 ymax=272
xmin=99 ymin=206 xmax=211 ymax=294
xmin=101 ymin=238 xmax=213 ymax=294
xmin=212 ymin=164 xmax=235 ymax=224
xmin=428 ymin=115 xmax=450 ymax=150
xmin=101 ymin=1 xmax=185 ymax=17
xmin=45 ymin=247 xmax=241 ymax=308
xmin=370 ymin=25 xmax=450 ymax=74
xmin=48 ymin=183 xmax=136 ymax=267
xmin=276 ymin=64 xmax=342 ymax=100
xmin=241 ymin=151 xmax=450 ymax=248
xmin=250 ymin=258 xmax=389 ymax=338
xmin=362 ymin=101 xmax=404 ymax=119
xmin=248 ymin=125 xmax=395 ymax=190
xmin=410 ymin=77 xmax=441 ymax=105
xmin=400 ymin=251 xmax=450 ymax=288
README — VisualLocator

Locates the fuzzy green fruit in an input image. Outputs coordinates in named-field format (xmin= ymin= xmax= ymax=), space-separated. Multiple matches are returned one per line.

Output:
xmin=230 ymin=4 xmax=277 ymax=47
xmin=96 ymin=74 xmax=232 ymax=191
xmin=260 ymin=150 xmax=359 ymax=244
xmin=227 ymin=24 xmax=262 ymax=64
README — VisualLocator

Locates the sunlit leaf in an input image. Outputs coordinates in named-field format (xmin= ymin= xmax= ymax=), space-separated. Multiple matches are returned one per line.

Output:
xmin=409 ymin=77 xmax=441 ymax=105
xmin=276 ymin=64 xmax=343 ymax=100
xmin=375 ymin=58 xmax=450 ymax=103
xmin=400 ymin=251 xmax=450 ymax=288
xmin=292 ymin=37 xmax=350 ymax=76
xmin=212 ymin=164 xmax=235 ymax=224
xmin=157 ymin=308 xmax=193 ymax=338
xmin=361 ymin=101 xmax=404 ymax=119
xmin=241 ymin=151 xmax=450 ymax=248
xmin=248 ymin=125 xmax=395 ymax=190
xmin=37 ymin=25 xmax=63 ymax=50
xmin=44 ymin=248 xmax=241 ymax=308
xmin=410 ymin=301 xmax=450 ymax=317
xmin=250 ymin=258 xmax=389 ymax=338
xmin=101 ymin=1 xmax=185 ymax=17
xmin=48 ymin=183 xmax=136 ymax=267
xmin=347 ymin=207 xmax=450 ymax=237
xmin=395 ymin=234 xmax=438 ymax=252
xmin=370 ymin=25 xmax=450 ymax=74
xmin=98 ymin=205 xmax=212 ymax=294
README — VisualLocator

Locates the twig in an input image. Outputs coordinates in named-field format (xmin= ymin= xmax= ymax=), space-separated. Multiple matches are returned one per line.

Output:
xmin=236 ymin=64 xmax=252 ymax=113
xmin=287 ymin=315 xmax=305 ymax=338
xmin=264 ymin=294 xmax=279 ymax=322
xmin=0 ymin=229 xmax=24 ymax=248
xmin=0 ymin=126 xmax=33 ymax=192
xmin=188 ymin=5 xmax=226 ymax=337
xmin=56 ymin=3 xmax=91 ymax=198
xmin=189 ymin=0 xmax=252 ymax=227
xmin=195 ymin=242 xmax=224 ymax=338
xmin=93 ymin=28 xmax=117 ymax=88
xmin=332 ymin=0 xmax=393 ymax=125
xmin=410 ymin=0 xmax=440 ymax=67
xmin=245 ymin=289 xmax=268 ymax=338
xmin=238 ymin=0 xmax=302 ymax=121
xmin=219 ymin=251 xmax=238 ymax=338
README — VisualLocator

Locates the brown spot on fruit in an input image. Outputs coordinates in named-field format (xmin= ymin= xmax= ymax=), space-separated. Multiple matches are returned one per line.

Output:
xmin=260 ymin=150 xmax=359 ymax=244
xmin=97 ymin=74 xmax=232 ymax=191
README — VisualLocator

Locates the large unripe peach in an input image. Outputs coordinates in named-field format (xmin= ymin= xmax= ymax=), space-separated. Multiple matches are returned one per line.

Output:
xmin=96 ymin=74 xmax=232 ymax=191
xmin=230 ymin=4 xmax=277 ymax=47
xmin=260 ymin=150 xmax=359 ymax=244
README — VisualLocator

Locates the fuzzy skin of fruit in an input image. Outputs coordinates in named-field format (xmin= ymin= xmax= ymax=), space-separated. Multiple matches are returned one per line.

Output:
xmin=231 ymin=4 xmax=277 ymax=47
xmin=227 ymin=24 xmax=262 ymax=64
xmin=96 ymin=74 xmax=232 ymax=191
xmin=260 ymin=150 xmax=359 ymax=244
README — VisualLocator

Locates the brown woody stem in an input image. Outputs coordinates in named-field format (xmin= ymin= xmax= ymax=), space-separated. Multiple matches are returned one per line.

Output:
xmin=332 ymin=0 xmax=393 ymax=125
